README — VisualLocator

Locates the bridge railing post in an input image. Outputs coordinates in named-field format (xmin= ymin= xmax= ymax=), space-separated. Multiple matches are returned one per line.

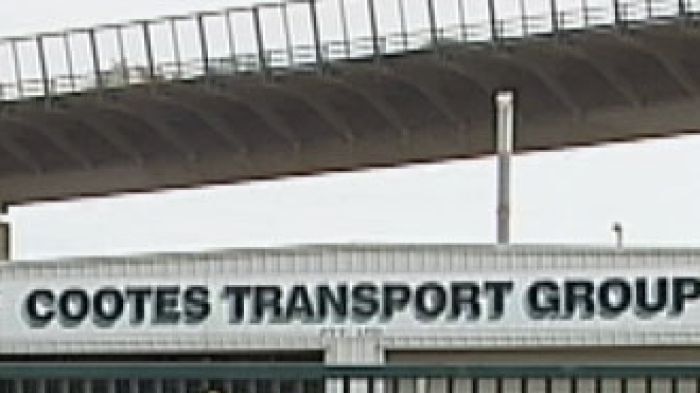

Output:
xmin=366 ymin=0 xmax=381 ymax=61
xmin=9 ymin=38 xmax=24 ymax=99
xmin=111 ymin=25 xmax=129 ymax=86
xmin=426 ymin=0 xmax=439 ymax=49
xmin=613 ymin=0 xmax=623 ymax=24
xmin=457 ymin=0 xmax=467 ymax=41
xmin=308 ymin=0 xmax=325 ymax=72
xmin=338 ymin=0 xmax=351 ymax=57
xmin=86 ymin=28 xmax=104 ymax=94
xmin=223 ymin=9 xmax=238 ymax=73
xmin=139 ymin=21 xmax=156 ymax=83
xmin=645 ymin=0 xmax=653 ymax=18
xmin=35 ymin=34 xmax=52 ymax=103
xmin=281 ymin=3 xmax=294 ymax=67
xmin=550 ymin=0 xmax=560 ymax=33
xmin=520 ymin=0 xmax=529 ymax=36
xmin=59 ymin=33 xmax=77 ymax=93
xmin=487 ymin=0 xmax=498 ymax=41
xmin=196 ymin=13 xmax=210 ymax=78
xmin=167 ymin=17 xmax=183 ymax=79
xmin=224 ymin=9 xmax=241 ymax=73
xmin=396 ymin=0 xmax=409 ymax=50
xmin=581 ymin=0 xmax=590 ymax=27
xmin=251 ymin=6 xmax=269 ymax=77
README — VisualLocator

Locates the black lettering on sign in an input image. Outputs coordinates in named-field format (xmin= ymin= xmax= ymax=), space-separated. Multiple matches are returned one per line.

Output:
xmin=183 ymin=286 xmax=210 ymax=324
xmin=484 ymin=281 xmax=513 ymax=320
xmin=564 ymin=280 xmax=595 ymax=319
xmin=18 ymin=277 xmax=700 ymax=328
xmin=58 ymin=289 xmax=89 ymax=327
xmin=672 ymin=277 xmax=700 ymax=314
xmin=25 ymin=289 xmax=55 ymax=327
xmin=154 ymin=286 xmax=180 ymax=324
xmin=223 ymin=286 xmax=251 ymax=323
xmin=316 ymin=284 xmax=348 ymax=321
xmin=253 ymin=286 xmax=283 ymax=323
xmin=449 ymin=282 xmax=480 ymax=320
xmin=636 ymin=277 xmax=667 ymax=317
xmin=351 ymin=283 xmax=379 ymax=321
xmin=125 ymin=287 xmax=152 ymax=324
xmin=598 ymin=278 xmax=632 ymax=318
xmin=93 ymin=287 xmax=125 ymax=327
xmin=382 ymin=284 xmax=411 ymax=320
xmin=526 ymin=280 xmax=559 ymax=320
xmin=414 ymin=282 xmax=447 ymax=321
xmin=285 ymin=285 xmax=314 ymax=322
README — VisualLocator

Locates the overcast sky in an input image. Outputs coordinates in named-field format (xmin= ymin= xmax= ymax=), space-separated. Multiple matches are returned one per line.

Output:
xmin=4 ymin=0 xmax=700 ymax=260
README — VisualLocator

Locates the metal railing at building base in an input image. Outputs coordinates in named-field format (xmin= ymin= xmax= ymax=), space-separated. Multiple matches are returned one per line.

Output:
xmin=0 ymin=364 xmax=700 ymax=393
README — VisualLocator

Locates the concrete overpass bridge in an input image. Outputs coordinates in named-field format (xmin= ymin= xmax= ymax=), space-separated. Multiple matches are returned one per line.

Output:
xmin=0 ymin=0 xmax=700 ymax=206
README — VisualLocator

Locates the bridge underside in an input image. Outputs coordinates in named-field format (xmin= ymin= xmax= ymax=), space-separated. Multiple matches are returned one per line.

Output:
xmin=2 ymin=21 xmax=700 ymax=205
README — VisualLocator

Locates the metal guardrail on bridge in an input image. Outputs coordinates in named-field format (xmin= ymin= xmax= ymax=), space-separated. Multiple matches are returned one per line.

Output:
xmin=0 ymin=364 xmax=699 ymax=392
xmin=0 ymin=0 xmax=700 ymax=102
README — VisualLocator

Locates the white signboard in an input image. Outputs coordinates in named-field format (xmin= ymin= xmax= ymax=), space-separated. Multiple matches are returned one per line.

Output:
xmin=1 ymin=246 xmax=699 ymax=351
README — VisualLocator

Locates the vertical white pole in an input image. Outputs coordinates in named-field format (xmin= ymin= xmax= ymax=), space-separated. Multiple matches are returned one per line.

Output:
xmin=496 ymin=91 xmax=515 ymax=245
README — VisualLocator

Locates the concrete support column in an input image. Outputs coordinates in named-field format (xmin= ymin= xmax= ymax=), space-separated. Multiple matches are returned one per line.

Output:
xmin=0 ymin=204 xmax=9 ymax=261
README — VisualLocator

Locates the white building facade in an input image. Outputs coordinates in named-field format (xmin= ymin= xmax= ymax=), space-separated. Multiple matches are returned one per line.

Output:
xmin=4 ymin=244 xmax=700 ymax=367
